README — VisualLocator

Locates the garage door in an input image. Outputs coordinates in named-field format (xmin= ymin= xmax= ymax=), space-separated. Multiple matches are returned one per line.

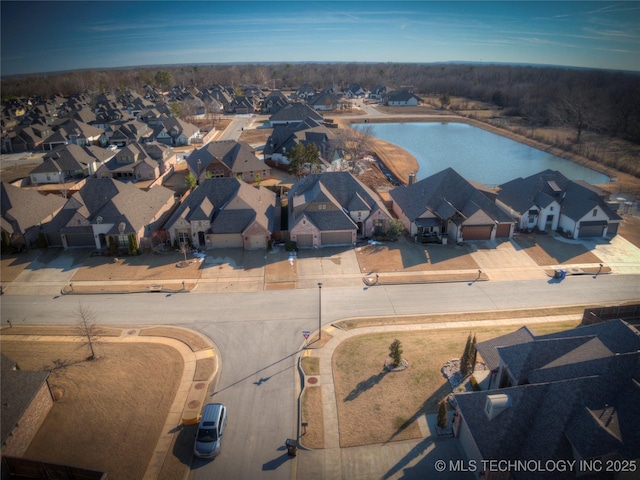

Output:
xmin=495 ymin=223 xmax=512 ymax=238
xmin=46 ymin=233 xmax=63 ymax=247
xmin=210 ymin=233 xmax=243 ymax=248
xmin=607 ymin=223 xmax=619 ymax=235
xmin=578 ymin=224 xmax=605 ymax=238
xmin=246 ymin=235 xmax=267 ymax=250
xmin=296 ymin=234 xmax=313 ymax=248
xmin=461 ymin=225 xmax=492 ymax=241
xmin=65 ymin=233 xmax=94 ymax=247
xmin=321 ymin=231 xmax=352 ymax=245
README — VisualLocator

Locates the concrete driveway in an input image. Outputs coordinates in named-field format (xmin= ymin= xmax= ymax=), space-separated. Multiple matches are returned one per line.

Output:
xmin=11 ymin=248 xmax=93 ymax=285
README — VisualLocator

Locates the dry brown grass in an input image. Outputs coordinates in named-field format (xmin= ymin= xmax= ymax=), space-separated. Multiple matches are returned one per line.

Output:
xmin=301 ymin=356 xmax=319 ymax=375
xmin=71 ymin=252 xmax=203 ymax=282
xmin=514 ymin=234 xmax=603 ymax=266
xmin=335 ymin=305 xmax=588 ymax=330
xmin=301 ymin=387 xmax=324 ymax=448
xmin=355 ymin=237 xmax=480 ymax=273
xmin=238 ymin=126 xmax=273 ymax=145
xmin=194 ymin=357 xmax=216 ymax=382
xmin=331 ymin=320 xmax=579 ymax=447
xmin=0 ymin=325 xmax=122 ymax=337
xmin=0 ymin=339 xmax=183 ymax=479
xmin=0 ymin=249 xmax=42 ymax=282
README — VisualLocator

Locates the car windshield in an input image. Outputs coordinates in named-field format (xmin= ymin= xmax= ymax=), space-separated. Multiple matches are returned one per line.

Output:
xmin=197 ymin=428 xmax=218 ymax=443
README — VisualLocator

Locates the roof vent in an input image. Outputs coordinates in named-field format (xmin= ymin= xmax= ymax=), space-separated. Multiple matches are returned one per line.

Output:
xmin=485 ymin=394 xmax=511 ymax=421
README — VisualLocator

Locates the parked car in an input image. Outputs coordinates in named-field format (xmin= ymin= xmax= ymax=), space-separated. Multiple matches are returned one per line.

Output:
xmin=194 ymin=403 xmax=227 ymax=458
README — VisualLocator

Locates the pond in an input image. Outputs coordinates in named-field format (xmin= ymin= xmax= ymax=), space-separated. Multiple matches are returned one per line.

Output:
xmin=355 ymin=122 xmax=610 ymax=186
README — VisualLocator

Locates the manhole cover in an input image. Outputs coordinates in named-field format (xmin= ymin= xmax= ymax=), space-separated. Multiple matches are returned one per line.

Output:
xmin=194 ymin=382 xmax=206 ymax=390
xmin=308 ymin=377 xmax=318 ymax=384
xmin=188 ymin=400 xmax=201 ymax=409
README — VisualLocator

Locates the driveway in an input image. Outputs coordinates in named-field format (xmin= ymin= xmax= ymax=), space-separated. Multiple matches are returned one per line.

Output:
xmin=11 ymin=248 xmax=92 ymax=285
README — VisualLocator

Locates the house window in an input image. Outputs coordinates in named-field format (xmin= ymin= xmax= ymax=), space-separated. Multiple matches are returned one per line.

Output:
xmin=318 ymin=204 xmax=326 ymax=211
xmin=178 ymin=232 xmax=189 ymax=244
xmin=374 ymin=219 xmax=384 ymax=235
xmin=116 ymin=235 xmax=129 ymax=247
xmin=593 ymin=209 xmax=598 ymax=217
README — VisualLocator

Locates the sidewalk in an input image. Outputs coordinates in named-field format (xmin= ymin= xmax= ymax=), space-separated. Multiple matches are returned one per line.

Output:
xmin=294 ymin=314 xmax=582 ymax=480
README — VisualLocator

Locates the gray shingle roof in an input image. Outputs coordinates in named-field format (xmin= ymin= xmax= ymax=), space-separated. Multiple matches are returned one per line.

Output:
xmin=163 ymin=178 xmax=276 ymax=234
xmin=269 ymin=102 xmax=323 ymax=124
xmin=186 ymin=140 xmax=266 ymax=177
xmin=1 ymin=354 xmax=50 ymax=445
xmin=475 ymin=326 xmax=536 ymax=371
xmin=1 ymin=182 xmax=66 ymax=235
xmin=390 ymin=167 xmax=514 ymax=224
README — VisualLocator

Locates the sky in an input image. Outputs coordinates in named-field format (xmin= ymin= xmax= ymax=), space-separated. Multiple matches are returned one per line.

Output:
xmin=1 ymin=1 xmax=639 ymax=76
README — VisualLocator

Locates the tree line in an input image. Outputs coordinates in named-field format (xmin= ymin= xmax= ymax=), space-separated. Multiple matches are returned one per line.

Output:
xmin=3 ymin=62 xmax=639 ymax=145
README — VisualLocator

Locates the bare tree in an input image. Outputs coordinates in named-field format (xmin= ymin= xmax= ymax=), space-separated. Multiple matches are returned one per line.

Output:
xmin=338 ymin=124 xmax=375 ymax=162
xmin=76 ymin=303 xmax=98 ymax=360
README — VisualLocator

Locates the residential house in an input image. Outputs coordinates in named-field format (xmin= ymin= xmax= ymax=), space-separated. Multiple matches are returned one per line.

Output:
xmin=42 ymin=178 xmax=175 ymax=249
xmin=109 ymin=120 xmax=152 ymax=147
xmin=163 ymin=177 xmax=276 ymax=250
xmin=186 ymin=140 xmax=271 ymax=183
xmin=1 ymin=182 xmax=66 ymax=248
xmin=268 ymin=103 xmax=324 ymax=126
xmin=10 ymin=123 xmax=53 ymax=152
xmin=382 ymin=91 xmax=421 ymax=106
xmin=41 ymin=119 xmax=105 ymax=150
xmin=1 ymin=354 xmax=54 ymax=456
xmin=368 ymin=85 xmax=387 ymax=99
xmin=295 ymin=84 xmax=317 ymax=100
xmin=152 ymin=116 xmax=200 ymax=146
xmin=288 ymin=171 xmax=393 ymax=247
xmin=30 ymin=144 xmax=111 ymax=184
xmin=390 ymin=168 xmax=515 ymax=243
xmin=454 ymin=320 xmax=640 ymax=480
xmin=96 ymin=142 xmax=160 ymax=181
xmin=307 ymin=92 xmax=339 ymax=111
xmin=141 ymin=141 xmax=176 ymax=175
xmin=264 ymin=117 xmax=343 ymax=169
xmin=497 ymin=169 xmax=621 ymax=238
xmin=260 ymin=91 xmax=290 ymax=114
xmin=225 ymin=96 xmax=257 ymax=115
xmin=344 ymin=83 xmax=366 ymax=98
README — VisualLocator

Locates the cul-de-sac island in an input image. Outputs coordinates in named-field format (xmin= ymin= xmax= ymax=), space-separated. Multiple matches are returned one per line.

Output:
xmin=2 ymin=47 xmax=640 ymax=480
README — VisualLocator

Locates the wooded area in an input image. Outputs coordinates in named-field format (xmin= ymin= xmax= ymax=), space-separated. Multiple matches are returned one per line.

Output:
xmin=3 ymin=62 xmax=639 ymax=175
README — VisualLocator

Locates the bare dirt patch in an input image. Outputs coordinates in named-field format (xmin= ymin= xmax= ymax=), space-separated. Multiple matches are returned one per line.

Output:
xmin=331 ymin=321 xmax=579 ymax=447
xmin=239 ymin=126 xmax=273 ymax=145
xmin=0 ymin=339 xmax=183 ymax=480
xmin=514 ymin=234 xmax=603 ymax=266
xmin=620 ymin=215 xmax=640 ymax=249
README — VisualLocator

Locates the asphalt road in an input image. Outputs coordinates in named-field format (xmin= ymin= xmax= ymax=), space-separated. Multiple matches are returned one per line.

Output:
xmin=2 ymin=275 xmax=639 ymax=479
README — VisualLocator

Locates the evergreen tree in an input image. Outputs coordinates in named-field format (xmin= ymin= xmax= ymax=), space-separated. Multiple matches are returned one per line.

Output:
xmin=460 ymin=333 xmax=472 ymax=377
xmin=389 ymin=339 xmax=403 ymax=368
xmin=437 ymin=399 xmax=448 ymax=429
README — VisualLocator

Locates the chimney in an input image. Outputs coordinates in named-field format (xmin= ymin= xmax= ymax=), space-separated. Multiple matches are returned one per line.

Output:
xmin=408 ymin=173 xmax=416 ymax=185
xmin=485 ymin=394 xmax=511 ymax=421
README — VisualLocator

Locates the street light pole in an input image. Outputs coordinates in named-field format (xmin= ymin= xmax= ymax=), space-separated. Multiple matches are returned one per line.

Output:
xmin=318 ymin=282 xmax=323 ymax=340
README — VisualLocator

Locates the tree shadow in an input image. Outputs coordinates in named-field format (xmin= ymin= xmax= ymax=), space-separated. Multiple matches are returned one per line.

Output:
xmin=386 ymin=382 xmax=452 ymax=443
xmin=344 ymin=369 xmax=388 ymax=402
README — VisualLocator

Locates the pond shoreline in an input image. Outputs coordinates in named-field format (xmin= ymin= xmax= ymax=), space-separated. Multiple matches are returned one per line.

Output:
xmin=339 ymin=114 xmax=640 ymax=194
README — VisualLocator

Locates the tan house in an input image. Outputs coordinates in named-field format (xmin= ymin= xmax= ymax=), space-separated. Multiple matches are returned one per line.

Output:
xmin=288 ymin=171 xmax=393 ymax=248
xmin=163 ymin=177 xmax=276 ymax=250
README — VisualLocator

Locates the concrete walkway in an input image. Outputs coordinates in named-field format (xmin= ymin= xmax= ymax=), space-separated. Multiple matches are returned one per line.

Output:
xmin=295 ymin=314 xmax=583 ymax=480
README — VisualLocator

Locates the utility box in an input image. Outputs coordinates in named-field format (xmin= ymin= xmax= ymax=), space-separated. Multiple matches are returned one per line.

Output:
xmin=560 ymin=269 xmax=567 ymax=279
xmin=285 ymin=438 xmax=298 ymax=456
